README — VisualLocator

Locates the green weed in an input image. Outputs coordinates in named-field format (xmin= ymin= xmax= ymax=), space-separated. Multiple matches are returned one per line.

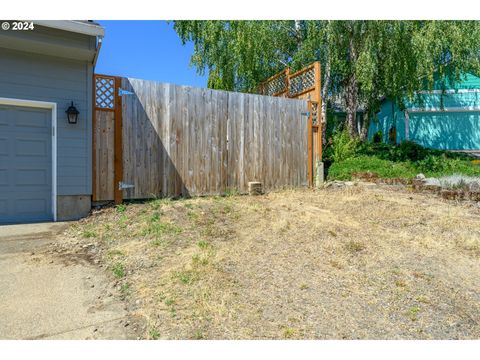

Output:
xmin=149 ymin=327 xmax=161 ymax=340
xmin=112 ymin=262 xmax=126 ymax=278
xmin=116 ymin=204 xmax=127 ymax=213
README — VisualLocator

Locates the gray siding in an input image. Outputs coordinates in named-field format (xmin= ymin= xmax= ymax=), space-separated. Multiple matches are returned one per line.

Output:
xmin=0 ymin=48 xmax=92 ymax=196
xmin=0 ymin=25 xmax=97 ymax=62
xmin=0 ymin=25 xmax=95 ymax=51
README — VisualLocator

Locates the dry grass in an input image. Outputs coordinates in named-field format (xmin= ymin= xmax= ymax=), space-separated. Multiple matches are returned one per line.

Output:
xmin=64 ymin=186 xmax=480 ymax=339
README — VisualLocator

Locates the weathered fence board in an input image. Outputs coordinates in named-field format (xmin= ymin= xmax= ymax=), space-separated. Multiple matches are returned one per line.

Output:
xmin=94 ymin=75 xmax=308 ymax=200
xmin=93 ymin=110 xmax=115 ymax=201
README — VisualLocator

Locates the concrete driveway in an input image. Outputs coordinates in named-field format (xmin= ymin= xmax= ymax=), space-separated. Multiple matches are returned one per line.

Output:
xmin=0 ymin=222 xmax=135 ymax=339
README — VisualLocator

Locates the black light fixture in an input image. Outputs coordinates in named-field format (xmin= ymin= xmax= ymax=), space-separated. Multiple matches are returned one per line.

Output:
xmin=66 ymin=101 xmax=79 ymax=124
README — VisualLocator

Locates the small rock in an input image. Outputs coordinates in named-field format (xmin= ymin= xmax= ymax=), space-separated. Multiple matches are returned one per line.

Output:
xmin=415 ymin=173 xmax=426 ymax=180
xmin=135 ymin=299 xmax=141 ymax=305
xmin=124 ymin=322 xmax=130 ymax=327
xmin=93 ymin=328 xmax=98 ymax=332
xmin=90 ymin=284 xmax=95 ymax=288
xmin=360 ymin=182 xmax=377 ymax=187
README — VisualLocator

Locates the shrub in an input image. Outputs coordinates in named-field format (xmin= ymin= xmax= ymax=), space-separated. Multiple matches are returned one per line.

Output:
xmin=327 ymin=155 xmax=417 ymax=180
xmin=330 ymin=129 xmax=358 ymax=163
xmin=416 ymin=154 xmax=450 ymax=173
xmin=372 ymin=130 xmax=383 ymax=143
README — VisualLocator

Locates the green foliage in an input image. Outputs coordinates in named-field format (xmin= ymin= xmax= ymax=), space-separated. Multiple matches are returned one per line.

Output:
xmin=328 ymin=140 xmax=480 ymax=180
xmin=115 ymin=204 xmax=127 ymax=213
xmin=81 ymin=227 xmax=97 ymax=239
xmin=149 ymin=328 xmax=161 ymax=340
xmin=112 ymin=262 xmax=126 ymax=278
xmin=330 ymin=130 xmax=359 ymax=163
xmin=416 ymin=155 xmax=450 ymax=173
xmin=372 ymin=131 xmax=382 ymax=143
xmin=173 ymin=20 xmax=480 ymax=137
xmin=327 ymin=156 xmax=417 ymax=180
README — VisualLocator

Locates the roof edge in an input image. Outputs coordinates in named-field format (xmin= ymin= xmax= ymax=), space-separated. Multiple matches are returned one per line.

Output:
xmin=32 ymin=20 xmax=105 ymax=37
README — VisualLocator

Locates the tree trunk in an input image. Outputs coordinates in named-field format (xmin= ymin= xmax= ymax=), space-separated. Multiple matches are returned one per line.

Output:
xmin=320 ymin=58 xmax=331 ymax=146
xmin=345 ymin=74 xmax=359 ymax=138
xmin=360 ymin=111 xmax=369 ymax=141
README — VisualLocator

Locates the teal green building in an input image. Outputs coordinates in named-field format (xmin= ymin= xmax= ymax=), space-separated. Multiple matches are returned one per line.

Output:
xmin=368 ymin=73 xmax=480 ymax=150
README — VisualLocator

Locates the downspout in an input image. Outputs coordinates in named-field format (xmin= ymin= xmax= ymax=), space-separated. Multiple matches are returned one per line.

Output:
xmin=92 ymin=35 xmax=103 ymax=67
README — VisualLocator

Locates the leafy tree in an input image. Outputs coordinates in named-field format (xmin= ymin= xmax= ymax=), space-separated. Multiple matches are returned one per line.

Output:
xmin=174 ymin=20 xmax=480 ymax=139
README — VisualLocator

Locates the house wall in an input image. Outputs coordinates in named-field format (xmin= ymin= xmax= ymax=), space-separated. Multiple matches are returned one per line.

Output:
xmin=368 ymin=73 xmax=480 ymax=150
xmin=0 ymin=44 xmax=94 ymax=219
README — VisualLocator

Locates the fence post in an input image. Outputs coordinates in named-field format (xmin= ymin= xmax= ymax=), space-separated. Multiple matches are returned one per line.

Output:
xmin=114 ymin=77 xmax=123 ymax=205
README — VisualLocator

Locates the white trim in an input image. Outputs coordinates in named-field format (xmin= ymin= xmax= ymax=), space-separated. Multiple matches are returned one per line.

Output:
xmin=407 ymin=106 xmax=480 ymax=113
xmin=0 ymin=97 xmax=57 ymax=222
xmin=32 ymin=20 xmax=105 ymax=37
xmin=416 ymin=89 xmax=480 ymax=95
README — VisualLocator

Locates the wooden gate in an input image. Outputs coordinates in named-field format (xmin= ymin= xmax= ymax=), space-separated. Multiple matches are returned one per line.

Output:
xmin=92 ymin=74 xmax=123 ymax=204
xmin=258 ymin=61 xmax=322 ymax=185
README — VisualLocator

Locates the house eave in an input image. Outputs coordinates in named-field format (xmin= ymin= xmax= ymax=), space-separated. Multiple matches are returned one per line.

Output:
xmin=32 ymin=20 xmax=105 ymax=37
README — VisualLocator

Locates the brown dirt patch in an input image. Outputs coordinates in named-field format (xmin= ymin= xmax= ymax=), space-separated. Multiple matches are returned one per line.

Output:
xmin=60 ymin=186 xmax=480 ymax=339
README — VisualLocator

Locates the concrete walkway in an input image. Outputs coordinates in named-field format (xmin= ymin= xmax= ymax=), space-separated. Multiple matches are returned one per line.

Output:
xmin=0 ymin=223 xmax=134 ymax=339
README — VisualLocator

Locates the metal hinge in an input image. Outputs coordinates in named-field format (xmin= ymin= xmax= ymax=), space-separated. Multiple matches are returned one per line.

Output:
xmin=118 ymin=88 xmax=134 ymax=96
xmin=119 ymin=181 xmax=135 ymax=190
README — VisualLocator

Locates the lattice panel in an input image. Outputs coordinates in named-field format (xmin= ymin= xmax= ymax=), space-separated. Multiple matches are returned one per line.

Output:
xmin=289 ymin=67 xmax=315 ymax=97
xmin=311 ymin=102 xmax=318 ymax=125
xmin=95 ymin=77 xmax=115 ymax=109
xmin=262 ymin=72 xmax=287 ymax=96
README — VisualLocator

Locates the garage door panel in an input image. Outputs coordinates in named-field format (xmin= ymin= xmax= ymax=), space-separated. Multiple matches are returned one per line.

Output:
xmin=0 ymin=138 xmax=8 ymax=155
xmin=13 ymin=109 xmax=49 ymax=129
xmin=0 ymin=199 xmax=7 ymax=216
xmin=15 ymin=198 xmax=49 ymax=216
xmin=15 ymin=137 xmax=49 ymax=157
xmin=0 ymin=170 xmax=7 ymax=186
xmin=15 ymin=169 xmax=49 ymax=186
xmin=0 ymin=104 xmax=52 ymax=224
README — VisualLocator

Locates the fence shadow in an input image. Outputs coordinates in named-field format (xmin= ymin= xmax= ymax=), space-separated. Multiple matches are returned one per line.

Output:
xmin=121 ymin=78 xmax=190 ymax=199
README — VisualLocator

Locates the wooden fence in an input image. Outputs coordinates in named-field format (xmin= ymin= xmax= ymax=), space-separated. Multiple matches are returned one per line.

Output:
xmin=93 ymin=75 xmax=309 ymax=202
xmin=258 ymin=62 xmax=322 ymax=185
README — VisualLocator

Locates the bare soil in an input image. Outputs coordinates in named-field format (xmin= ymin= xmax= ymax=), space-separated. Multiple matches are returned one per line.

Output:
xmin=57 ymin=184 xmax=480 ymax=339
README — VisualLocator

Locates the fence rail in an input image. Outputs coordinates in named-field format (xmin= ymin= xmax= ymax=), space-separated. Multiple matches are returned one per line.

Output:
xmin=93 ymin=75 xmax=309 ymax=201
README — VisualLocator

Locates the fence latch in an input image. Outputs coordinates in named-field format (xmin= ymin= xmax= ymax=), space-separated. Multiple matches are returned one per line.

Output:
xmin=119 ymin=181 xmax=135 ymax=190
xmin=118 ymin=88 xmax=134 ymax=96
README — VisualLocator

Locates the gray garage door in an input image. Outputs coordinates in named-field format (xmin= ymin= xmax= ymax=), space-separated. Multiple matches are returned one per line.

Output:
xmin=0 ymin=104 xmax=53 ymax=224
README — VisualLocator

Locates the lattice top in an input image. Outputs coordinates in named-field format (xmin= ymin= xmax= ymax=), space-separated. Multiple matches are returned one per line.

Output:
xmin=258 ymin=64 xmax=317 ymax=99
xmin=95 ymin=77 xmax=115 ymax=109
xmin=311 ymin=102 xmax=318 ymax=125
xmin=261 ymin=72 xmax=287 ymax=96
xmin=289 ymin=67 xmax=315 ymax=97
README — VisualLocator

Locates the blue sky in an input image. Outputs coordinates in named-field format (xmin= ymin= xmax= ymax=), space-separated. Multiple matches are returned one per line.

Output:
xmin=95 ymin=21 xmax=208 ymax=88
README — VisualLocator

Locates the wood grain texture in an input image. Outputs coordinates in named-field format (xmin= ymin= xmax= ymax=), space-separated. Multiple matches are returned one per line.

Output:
xmin=93 ymin=109 xmax=115 ymax=201
xmin=96 ymin=77 xmax=309 ymax=200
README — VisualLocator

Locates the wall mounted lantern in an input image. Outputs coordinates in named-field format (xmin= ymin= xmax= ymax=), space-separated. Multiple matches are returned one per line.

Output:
xmin=66 ymin=101 xmax=79 ymax=124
